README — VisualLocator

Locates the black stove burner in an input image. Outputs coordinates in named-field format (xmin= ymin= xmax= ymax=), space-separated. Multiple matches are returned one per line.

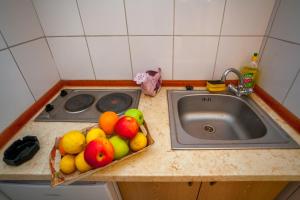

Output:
xmin=96 ymin=93 xmax=132 ymax=114
xmin=64 ymin=94 xmax=95 ymax=113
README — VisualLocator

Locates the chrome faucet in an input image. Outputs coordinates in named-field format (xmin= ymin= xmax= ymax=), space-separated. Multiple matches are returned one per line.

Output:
xmin=221 ymin=68 xmax=253 ymax=97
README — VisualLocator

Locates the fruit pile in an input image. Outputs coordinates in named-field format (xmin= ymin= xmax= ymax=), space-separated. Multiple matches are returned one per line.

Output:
xmin=58 ymin=109 xmax=147 ymax=175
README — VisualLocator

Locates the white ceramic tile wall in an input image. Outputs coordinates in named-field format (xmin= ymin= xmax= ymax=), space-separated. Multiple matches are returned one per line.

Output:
xmin=214 ymin=37 xmax=263 ymax=80
xmin=222 ymin=0 xmax=275 ymax=35
xmin=0 ymin=34 xmax=7 ymax=50
xmin=47 ymin=37 xmax=94 ymax=80
xmin=33 ymin=0 xmax=83 ymax=36
xmin=259 ymin=38 xmax=300 ymax=102
xmin=270 ymin=0 xmax=300 ymax=44
xmin=87 ymin=36 xmax=132 ymax=79
xmin=0 ymin=0 xmax=43 ymax=46
xmin=0 ymin=50 xmax=35 ymax=132
xmin=174 ymin=36 xmax=219 ymax=80
xmin=175 ymin=0 xmax=225 ymax=35
xmin=129 ymin=36 xmax=173 ymax=79
xmin=77 ymin=0 xmax=127 ymax=35
xmin=284 ymin=72 xmax=300 ymax=118
xmin=11 ymin=38 xmax=60 ymax=99
xmin=125 ymin=0 xmax=173 ymax=35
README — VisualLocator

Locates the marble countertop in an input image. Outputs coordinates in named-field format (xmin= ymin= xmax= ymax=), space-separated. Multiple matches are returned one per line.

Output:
xmin=1 ymin=86 xmax=300 ymax=182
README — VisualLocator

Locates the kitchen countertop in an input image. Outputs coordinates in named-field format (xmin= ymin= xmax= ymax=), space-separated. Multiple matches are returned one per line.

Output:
xmin=0 ymin=86 xmax=300 ymax=182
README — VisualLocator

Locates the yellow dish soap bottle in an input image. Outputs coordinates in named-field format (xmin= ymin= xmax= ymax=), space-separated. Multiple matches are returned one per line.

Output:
xmin=241 ymin=53 xmax=258 ymax=88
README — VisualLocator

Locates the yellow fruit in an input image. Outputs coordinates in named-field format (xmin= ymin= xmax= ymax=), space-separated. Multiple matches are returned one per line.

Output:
xmin=60 ymin=155 xmax=76 ymax=174
xmin=61 ymin=130 xmax=85 ymax=154
xmin=75 ymin=151 xmax=92 ymax=173
xmin=86 ymin=127 xmax=106 ymax=144
xmin=129 ymin=132 xmax=147 ymax=151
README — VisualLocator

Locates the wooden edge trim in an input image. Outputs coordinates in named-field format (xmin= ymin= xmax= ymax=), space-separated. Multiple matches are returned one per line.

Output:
xmin=254 ymin=85 xmax=300 ymax=133
xmin=0 ymin=81 xmax=64 ymax=149
xmin=62 ymin=80 xmax=238 ymax=87
xmin=62 ymin=80 xmax=137 ymax=87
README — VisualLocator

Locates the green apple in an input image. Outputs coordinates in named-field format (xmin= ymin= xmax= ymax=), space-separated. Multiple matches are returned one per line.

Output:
xmin=125 ymin=108 xmax=144 ymax=125
xmin=108 ymin=136 xmax=129 ymax=160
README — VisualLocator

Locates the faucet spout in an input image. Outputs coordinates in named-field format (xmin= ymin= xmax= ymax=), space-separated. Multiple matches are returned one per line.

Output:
xmin=221 ymin=67 xmax=252 ymax=97
xmin=220 ymin=68 xmax=244 ymax=85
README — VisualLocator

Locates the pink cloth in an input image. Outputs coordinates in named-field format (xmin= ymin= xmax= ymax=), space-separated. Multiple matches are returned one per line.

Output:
xmin=134 ymin=68 xmax=162 ymax=97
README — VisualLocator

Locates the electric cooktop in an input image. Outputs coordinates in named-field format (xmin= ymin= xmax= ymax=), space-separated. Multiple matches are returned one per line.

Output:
xmin=35 ymin=89 xmax=141 ymax=122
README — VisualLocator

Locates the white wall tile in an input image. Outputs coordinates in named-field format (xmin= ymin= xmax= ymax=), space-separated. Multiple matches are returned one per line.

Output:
xmin=47 ymin=37 xmax=94 ymax=80
xmin=214 ymin=37 xmax=263 ymax=80
xmin=125 ymin=0 xmax=173 ymax=35
xmin=174 ymin=36 xmax=219 ymax=80
xmin=78 ymin=0 xmax=127 ymax=35
xmin=0 ymin=50 xmax=35 ymax=132
xmin=129 ymin=36 xmax=172 ymax=79
xmin=284 ymin=72 xmax=300 ymax=118
xmin=0 ymin=0 xmax=43 ymax=46
xmin=33 ymin=0 xmax=83 ymax=36
xmin=0 ymin=34 xmax=7 ymax=50
xmin=11 ymin=39 xmax=60 ymax=99
xmin=222 ymin=0 xmax=275 ymax=35
xmin=175 ymin=0 xmax=225 ymax=35
xmin=270 ymin=0 xmax=300 ymax=44
xmin=258 ymin=38 xmax=300 ymax=102
xmin=87 ymin=37 xmax=132 ymax=80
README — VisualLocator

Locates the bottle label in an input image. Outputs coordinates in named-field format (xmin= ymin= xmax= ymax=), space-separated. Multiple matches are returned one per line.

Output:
xmin=243 ymin=73 xmax=254 ymax=88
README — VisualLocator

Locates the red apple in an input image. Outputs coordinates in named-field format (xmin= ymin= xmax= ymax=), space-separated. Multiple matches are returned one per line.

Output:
xmin=84 ymin=138 xmax=114 ymax=168
xmin=114 ymin=116 xmax=139 ymax=139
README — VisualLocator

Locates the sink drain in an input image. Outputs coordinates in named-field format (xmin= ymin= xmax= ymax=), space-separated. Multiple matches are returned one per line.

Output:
xmin=203 ymin=124 xmax=215 ymax=133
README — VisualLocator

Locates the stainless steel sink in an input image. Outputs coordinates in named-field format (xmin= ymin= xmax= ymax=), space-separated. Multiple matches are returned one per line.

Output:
xmin=168 ymin=90 xmax=299 ymax=149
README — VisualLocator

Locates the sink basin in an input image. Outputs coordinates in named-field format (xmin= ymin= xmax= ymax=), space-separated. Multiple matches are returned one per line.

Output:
xmin=168 ymin=90 xmax=299 ymax=149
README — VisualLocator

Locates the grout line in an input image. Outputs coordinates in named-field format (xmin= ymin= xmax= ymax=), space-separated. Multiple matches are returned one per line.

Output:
xmin=5 ymin=36 xmax=44 ymax=49
xmin=282 ymin=68 xmax=300 ymax=104
xmin=212 ymin=0 xmax=227 ymax=80
xmin=268 ymin=36 xmax=300 ymax=46
xmin=258 ymin=0 xmax=282 ymax=68
xmin=172 ymin=0 xmax=175 ymax=80
xmin=46 ymin=34 xmax=267 ymax=37
xmin=76 ymin=0 xmax=97 ymax=80
xmin=0 ymin=30 xmax=36 ymax=101
xmin=123 ymin=0 xmax=134 ymax=79
xmin=30 ymin=0 xmax=62 ymax=80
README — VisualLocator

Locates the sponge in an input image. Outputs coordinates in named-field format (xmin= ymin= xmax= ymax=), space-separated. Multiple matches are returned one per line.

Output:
xmin=206 ymin=80 xmax=226 ymax=92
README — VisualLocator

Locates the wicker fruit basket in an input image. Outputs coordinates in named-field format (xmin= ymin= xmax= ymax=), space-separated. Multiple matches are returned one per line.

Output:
xmin=49 ymin=121 xmax=154 ymax=187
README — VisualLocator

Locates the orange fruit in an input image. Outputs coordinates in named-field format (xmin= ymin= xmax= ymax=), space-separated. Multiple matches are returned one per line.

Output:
xmin=58 ymin=137 xmax=66 ymax=156
xmin=99 ymin=111 xmax=119 ymax=135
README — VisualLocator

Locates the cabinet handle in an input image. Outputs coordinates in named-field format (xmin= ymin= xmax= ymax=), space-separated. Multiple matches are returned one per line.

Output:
xmin=209 ymin=182 xmax=217 ymax=186
xmin=188 ymin=182 xmax=193 ymax=186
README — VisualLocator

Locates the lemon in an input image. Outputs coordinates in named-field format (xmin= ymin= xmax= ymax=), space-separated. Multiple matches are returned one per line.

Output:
xmin=129 ymin=132 xmax=147 ymax=151
xmin=60 ymin=155 xmax=76 ymax=174
xmin=61 ymin=130 xmax=85 ymax=154
xmin=75 ymin=151 xmax=92 ymax=173
xmin=86 ymin=127 xmax=106 ymax=144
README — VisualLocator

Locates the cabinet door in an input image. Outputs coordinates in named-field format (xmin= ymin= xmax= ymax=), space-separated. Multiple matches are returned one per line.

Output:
xmin=198 ymin=181 xmax=288 ymax=200
xmin=118 ymin=182 xmax=201 ymax=200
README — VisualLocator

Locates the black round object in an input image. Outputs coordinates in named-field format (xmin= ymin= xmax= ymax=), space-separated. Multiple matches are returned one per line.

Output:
xmin=96 ymin=93 xmax=132 ymax=114
xmin=60 ymin=90 xmax=68 ymax=97
xmin=45 ymin=104 xmax=54 ymax=112
xmin=64 ymin=94 xmax=95 ymax=112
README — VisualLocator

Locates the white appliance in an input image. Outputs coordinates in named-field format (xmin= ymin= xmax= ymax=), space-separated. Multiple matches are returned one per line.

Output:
xmin=0 ymin=181 xmax=122 ymax=200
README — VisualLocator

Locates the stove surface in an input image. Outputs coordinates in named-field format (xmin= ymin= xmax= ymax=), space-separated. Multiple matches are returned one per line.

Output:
xmin=35 ymin=89 xmax=141 ymax=122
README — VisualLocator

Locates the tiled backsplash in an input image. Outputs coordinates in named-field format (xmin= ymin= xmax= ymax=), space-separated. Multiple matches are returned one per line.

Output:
xmin=258 ymin=0 xmax=300 ymax=118
xmin=1 ymin=0 xmax=299 ymax=132
xmin=33 ymin=0 xmax=274 ymax=81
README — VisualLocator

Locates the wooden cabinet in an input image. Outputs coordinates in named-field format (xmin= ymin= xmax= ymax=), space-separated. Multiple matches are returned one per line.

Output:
xmin=197 ymin=181 xmax=288 ymax=200
xmin=118 ymin=182 xmax=201 ymax=200
xmin=118 ymin=181 xmax=288 ymax=200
